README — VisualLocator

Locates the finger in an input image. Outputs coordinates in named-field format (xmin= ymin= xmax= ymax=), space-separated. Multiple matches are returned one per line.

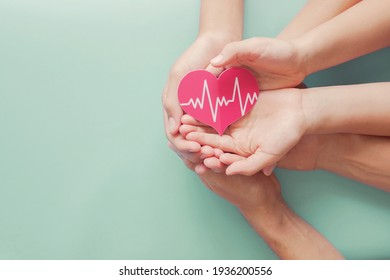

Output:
xmin=167 ymin=141 xmax=202 ymax=164
xmin=181 ymin=114 xmax=207 ymax=126
xmin=204 ymin=63 xmax=224 ymax=77
xmin=162 ymin=83 xmax=183 ymax=135
xmin=200 ymin=145 xmax=215 ymax=160
xmin=186 ymin=132 xmax=237 ymax=154
xmin=169 ymin=134 xmax=201 ymax=153
xmin=165 ymin=115 xmax=201 ymax=153
xmin=179 ymin=124 xmax=216 ymax=138
xmin=203 ymin=157 xmax=226 ymax=173
xmin=263 ymin=164 xmax=276 ymax=176
xmin=210 ymin=38 xmax=263 ymax=68
xmin=214 ymin=148 xmax=224 ymax=158
xmin=219 ymin=153 xmax=246 ymax=165
xmin=226 ymin=149 xmax=278 ymax=176
xmin=195 ymin=163 xmax=209 ymax=175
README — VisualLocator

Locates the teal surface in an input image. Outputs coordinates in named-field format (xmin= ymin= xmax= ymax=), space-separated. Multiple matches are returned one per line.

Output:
xmin=0 ymin=0 xmax=389 ymax=260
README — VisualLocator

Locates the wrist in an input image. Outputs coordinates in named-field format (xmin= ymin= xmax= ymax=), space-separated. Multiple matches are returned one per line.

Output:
xmin=311 ymin=134 xmax=340 ymax=170
xmin=240 ymin=198 xmax=293 ymax=240
xmin=237 ymin=175 xmax=285 ymax=227
xmin=197 ymin=31 xmax=241 ymax=47
xmin=240 ymin=194 xmax=287 ymax=233
xmin=291 ymin=36 xmax=314 ymax=77
xmin=316 ymin=133 xmax=353 ymax=171
xmin=301 ymin=87 xmax=322 ymax=134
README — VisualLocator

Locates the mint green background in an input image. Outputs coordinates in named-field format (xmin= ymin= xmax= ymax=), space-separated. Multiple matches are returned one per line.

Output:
xmin=0 ymin=0 xmax=389 ymax=260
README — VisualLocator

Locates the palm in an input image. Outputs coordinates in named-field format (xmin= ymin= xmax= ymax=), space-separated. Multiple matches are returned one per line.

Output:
xmin=230 ymin=111 xmax=302 ymax=160
xmin=187 ymin=88 xmax=306 ymax=175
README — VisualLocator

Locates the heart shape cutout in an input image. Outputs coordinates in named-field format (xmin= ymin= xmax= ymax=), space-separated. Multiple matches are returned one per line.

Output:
xmin=178 ymin=67 xmax=260 ymax=135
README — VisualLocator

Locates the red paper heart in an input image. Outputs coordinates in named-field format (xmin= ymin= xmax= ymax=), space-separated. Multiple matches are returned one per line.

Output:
xmin=178 ymin=68 xmax=259 ymax=135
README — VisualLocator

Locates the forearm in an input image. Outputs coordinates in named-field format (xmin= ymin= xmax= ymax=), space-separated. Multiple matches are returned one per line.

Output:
xmin=198 ymin=0 xmax=243 ymax=41
xmin=293 ymin=0 xmax=390 ymax=75
xmin=318 ymin=134 xmax=390 ymax=192
xmin=241 ymin=198 xmax=343 ymax=260
xmin=278 ymin=0 xmax=361 ymax=40
xmin=304 ymin=83 xmax=390 ymax=136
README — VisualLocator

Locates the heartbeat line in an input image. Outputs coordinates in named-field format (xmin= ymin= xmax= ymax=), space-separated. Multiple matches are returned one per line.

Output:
xmin=180 ymin=77 xmax=258 ymax=122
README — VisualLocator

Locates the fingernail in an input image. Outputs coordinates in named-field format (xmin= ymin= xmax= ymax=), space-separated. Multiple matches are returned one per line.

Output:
xmin=211 ymin=54 xmax=223 ymax=64
xmin=168 ymin=117 xmax=176 ymax=133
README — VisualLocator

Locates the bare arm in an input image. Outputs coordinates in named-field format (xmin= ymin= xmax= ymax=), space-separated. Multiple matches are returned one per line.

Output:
xmin=243 ymin=207 xmax=343 ymax=259
xmin=319 ymin=134 xmax=390 ymax=192
xmin=278 ymin=0 xmax=361 ymax=40
xmin=199 ymin=0 xmax=244 ymax=41
xmin=241 ymin=176 xmax=343 ymax=260
xmin=278 ymin=134 xmax=390 ymax=192
xmin=293 ymin=0 xmax=390 ymax=75
xmin=186 ymin=160 xmax=344 ymax=260
xmin=305 ymin=83 xmax=390 ymax=136
xmin=183 ymin=83 xmax=390 ymax=176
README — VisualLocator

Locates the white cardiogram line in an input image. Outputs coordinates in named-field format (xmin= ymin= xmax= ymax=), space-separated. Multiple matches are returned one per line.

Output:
xmin=180 ymin=77 xmax=258 ymax=122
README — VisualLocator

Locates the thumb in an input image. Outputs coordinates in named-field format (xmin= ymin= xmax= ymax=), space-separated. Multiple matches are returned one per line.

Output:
xmin=210 ymin=38 xmax=260 ymax=68
xmin=205 ymin=63 xmax=224 ymax=77
xmin=226 ymin=148 xmax=277 ymax=176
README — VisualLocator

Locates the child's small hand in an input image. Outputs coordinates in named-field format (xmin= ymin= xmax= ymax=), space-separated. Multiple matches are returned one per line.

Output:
xmin=210 ymin=37 xmax=307 ymax=90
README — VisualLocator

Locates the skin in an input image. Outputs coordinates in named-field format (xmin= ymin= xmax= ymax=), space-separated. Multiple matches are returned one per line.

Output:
xmin=186 ymin=0 xmax=390 ymax=173
xmin=209 ymin=0 xmax=390 ymax=85
xmin=166 ymin=0 xmax=386 ymax=259
xmin=294 ymin=0 xmax=390 ymax=75
xmin=295 ymin=134 xmax=390 ymax=192
xmin=184 ymin=88 xmax=305 ymax=175
xmin=162 ymin=0 xmax=244 ymax=164
xmin=225 ymin=133 xmax=390 ymax=192
xmin=183 ymin=83 xmax=390 ymax=176
xmin=182 ymin=159 xmax=343 ymax=259
xmin=277 ymin=0 xmax=362 ymax=40
xmin=162 ymin=0 xmax=371 ymax=163
xmin=194 ymin=0 xmax=390 ymax=174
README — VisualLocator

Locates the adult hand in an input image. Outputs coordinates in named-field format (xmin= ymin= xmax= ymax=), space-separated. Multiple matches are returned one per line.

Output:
xmin=163 ymin=34 xmax=232 ymax=163
xmin=218 ymin=134 xmax=330 ymax=172
xmin=181 ymin=88 xmax=308 ymax=175
xmin=182 ymin=158 xmax=282 ymax=213
xmin=182 ymin=153 xmax=343 ymax=260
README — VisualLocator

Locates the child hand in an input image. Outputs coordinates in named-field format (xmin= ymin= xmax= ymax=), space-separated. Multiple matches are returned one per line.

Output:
xmin=210 ymin=37 xmax=307 ymax=90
